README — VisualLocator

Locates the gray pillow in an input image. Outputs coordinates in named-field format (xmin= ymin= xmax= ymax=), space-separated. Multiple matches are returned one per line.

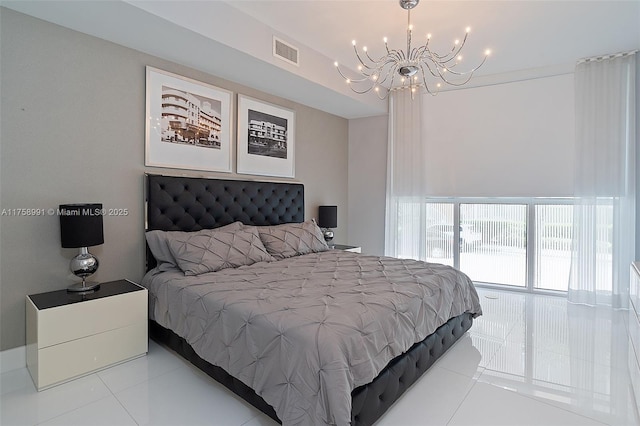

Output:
xmin=145 ymin=222 xmax=243 ymax=270
xmin=167 ymin=225 xmax=274 ymax=275
xmin=257 ymin=219 xmax=329 ymax=260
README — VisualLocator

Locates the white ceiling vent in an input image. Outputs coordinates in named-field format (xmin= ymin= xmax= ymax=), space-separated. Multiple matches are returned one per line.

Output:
xmin=273 ymin=36 xmax=299 ymax=67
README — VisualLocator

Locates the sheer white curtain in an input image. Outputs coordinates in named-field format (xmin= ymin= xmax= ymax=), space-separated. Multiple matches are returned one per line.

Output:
xmin=569 ymin=52 xmax=637 ymax=307
xmin=385 ymin=90 xmax=429 ymax=258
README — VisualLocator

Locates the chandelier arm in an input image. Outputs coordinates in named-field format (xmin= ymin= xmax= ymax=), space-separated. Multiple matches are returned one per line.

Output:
xmin=440 ymin=72 xmax=475 ymax=86
xmin=443 ymin=68 xmax=475 ymax=77
xmin=415 ymin=46 xmax=433 ymax=63
xmin=336 ymin=65 xmax=376 ymax=84
xmin=433 ymin=61 xmax=471 ymax=85
xmin=387 ymin=67 xmax=399 ymax=90
xmin=427 ymin=49 xmax=458 ymax=64
xmin=420 ymin=59 xmax=441 ymax=78
xmin=427 ymin=36 xmax=466 ymax=62
xmin=432 ymin=34 xmax=469 ymax=63
xmin=419 ymin=65 xmax=438 ymax=96
xmin=387 ymin=50 xmax=405 ymax=63
xmin=378 ymin=91 xmax=390 ymax=100
xmin=406 ymin=8 xmax=412 ymax=53
xmin=375 ymin=63 xmax=400 ymax=86
xmin=443 ymin=58 xmax=488 ymax=82
xmin=354 ymin=44 xmax=386 ymax=71
xmin=359 ymin=62 xmax=380 ymax=72
xmin=364 ymin=51 xmax=393 ymax=67
xmin=375 ymin=74 xmax=392 ymax=99
xmin=354 ymin=49 xmax=373 ymax=69
xmin=440 ymin=54 xmax=489 ymax=77
xmin=360 ymin=67 xmax=374 ymax=76
xmin=408 ymin=46 xmax=423 ymax=61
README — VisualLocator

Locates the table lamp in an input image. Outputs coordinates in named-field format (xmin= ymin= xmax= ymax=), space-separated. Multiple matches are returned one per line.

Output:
xmin=318 ymin=205 xmax=337 ymax=247
xmin=59 ymin=203 xmax=104 ymax=292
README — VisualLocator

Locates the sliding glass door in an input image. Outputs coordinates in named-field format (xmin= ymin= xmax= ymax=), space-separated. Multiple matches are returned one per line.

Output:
xmin=460 ymin=203 xmax=527 ymax=287
xmin=391 ymin=198 xmax=613 ymax=293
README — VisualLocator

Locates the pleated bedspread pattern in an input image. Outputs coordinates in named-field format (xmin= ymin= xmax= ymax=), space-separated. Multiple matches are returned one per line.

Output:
xmin=142 ymin=250 xmax=482 ymax=426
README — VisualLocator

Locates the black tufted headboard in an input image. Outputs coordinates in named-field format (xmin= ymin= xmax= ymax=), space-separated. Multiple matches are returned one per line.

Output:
xmin=145 ymin=174 xmax=304 ymax=269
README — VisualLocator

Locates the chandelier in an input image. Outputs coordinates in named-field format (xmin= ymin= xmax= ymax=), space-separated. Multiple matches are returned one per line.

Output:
xmin=334 ymin=0 xmax=490 ymax=99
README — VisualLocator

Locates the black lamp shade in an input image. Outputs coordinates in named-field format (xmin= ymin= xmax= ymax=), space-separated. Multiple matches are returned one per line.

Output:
xmin=318 ymin=205 xmax=337 ymax=229
xmin=59 ymin=204 xmax=104 ymax=248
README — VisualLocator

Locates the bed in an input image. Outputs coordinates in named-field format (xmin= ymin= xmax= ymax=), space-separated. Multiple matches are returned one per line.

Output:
xmin=142 ymin=174 xmax=482 ymax=426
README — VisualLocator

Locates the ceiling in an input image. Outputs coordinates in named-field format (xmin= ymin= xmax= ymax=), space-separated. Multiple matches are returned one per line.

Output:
xmin=231 ymin=0 xmax=640 ymax=78
xmin=3 ymin=0 xmax=640 ymax=119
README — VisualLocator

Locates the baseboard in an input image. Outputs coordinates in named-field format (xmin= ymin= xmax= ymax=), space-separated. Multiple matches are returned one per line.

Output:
xmin=1 ymin=345 xmax=26 ymax=373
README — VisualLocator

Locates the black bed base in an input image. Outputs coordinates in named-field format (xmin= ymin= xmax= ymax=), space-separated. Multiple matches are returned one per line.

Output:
xmin=149 ymin=312 xmax=473 ymax=426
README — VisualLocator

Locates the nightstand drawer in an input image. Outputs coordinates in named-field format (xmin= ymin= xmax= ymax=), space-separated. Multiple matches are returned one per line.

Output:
xmin=33 ymin=290 xmax=147 ymax=348
xmin=35 ymin=322 xmax=147 ymax=390
xmin=26 ymin=280 xmax=148 ymax=390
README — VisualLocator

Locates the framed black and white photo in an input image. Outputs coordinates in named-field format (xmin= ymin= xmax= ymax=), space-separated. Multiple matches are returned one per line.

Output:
xmin=145 ymin=66 xmax=233 ymax=172
xmin=237 ymin=95 xmax=295 ymax=178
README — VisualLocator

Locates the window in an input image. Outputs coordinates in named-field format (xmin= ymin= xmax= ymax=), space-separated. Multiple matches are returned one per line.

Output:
xmin=460 ymin=203 xmax=527 ymax=287
xmin=392 ymin=198 xmax=613 ymax=293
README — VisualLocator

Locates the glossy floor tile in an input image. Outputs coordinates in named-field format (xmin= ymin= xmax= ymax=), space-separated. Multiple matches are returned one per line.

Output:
xmin=1 ymin=288 xmax=638 ymax=426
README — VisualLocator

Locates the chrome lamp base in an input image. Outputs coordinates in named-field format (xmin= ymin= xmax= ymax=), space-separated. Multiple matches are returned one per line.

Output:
xmin=67 ymin=247 xmax=100 ymax=293
xmin=67 ymin=280 xmax=101 ymax=293
xmin=323 ymin=228 xmax=335 ymax=248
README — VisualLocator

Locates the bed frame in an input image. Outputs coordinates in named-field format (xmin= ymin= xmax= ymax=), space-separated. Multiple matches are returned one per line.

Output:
xmin=145 ymin=174 xmax=473 ymax=425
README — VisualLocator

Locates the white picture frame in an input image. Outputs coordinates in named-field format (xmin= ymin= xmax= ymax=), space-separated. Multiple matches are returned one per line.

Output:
xmin=237 ymin=95 xmax=295 ymax=178
xmin=145 ymin=66 xmax=233 ymax=173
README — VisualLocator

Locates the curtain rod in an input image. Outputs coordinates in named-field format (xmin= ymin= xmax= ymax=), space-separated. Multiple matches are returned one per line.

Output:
xmin=577 ymin=50 xmax=638 ymax=65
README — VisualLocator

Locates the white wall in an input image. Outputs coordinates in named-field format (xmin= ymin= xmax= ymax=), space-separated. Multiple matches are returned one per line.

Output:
xmin=0 ymin=8 xmax=349 ymax=351
xmin=422 ymin=74 xmax=575 ymax=197
xmin=637 ymin=55 xmax=640 ymax=260
xmin=347 ymin=74 xmax=578 ymax=256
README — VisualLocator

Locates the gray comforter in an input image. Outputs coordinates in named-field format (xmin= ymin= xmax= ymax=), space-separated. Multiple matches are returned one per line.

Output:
xmin=142 ymin=250 xmax=482 ymax=425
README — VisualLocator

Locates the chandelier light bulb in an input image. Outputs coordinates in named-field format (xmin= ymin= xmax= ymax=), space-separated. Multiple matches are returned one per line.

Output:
xmin=334 ymin=61 xmax=339 ymax=67
xmin=334 ymin=0 xmax=490 ymax=99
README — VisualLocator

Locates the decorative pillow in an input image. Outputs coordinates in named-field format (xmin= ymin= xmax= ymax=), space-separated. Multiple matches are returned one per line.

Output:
xmin=167 ymin=225 xmax=274 ymax=275
xmin=145 ymin=222 xmax=243 ymax=270
xmin=257 ymin=219 xmax=329 ymax=260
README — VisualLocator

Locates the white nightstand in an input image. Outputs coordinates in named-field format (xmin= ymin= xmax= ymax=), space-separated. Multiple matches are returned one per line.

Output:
xmin=26 ymin=279 xmax=148 ymax=390
xmin=333 ymin=244 xmax=362 ymax=253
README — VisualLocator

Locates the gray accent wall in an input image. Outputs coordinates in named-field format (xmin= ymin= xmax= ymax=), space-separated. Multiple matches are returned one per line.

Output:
xmin=347 ymin=116 xmax=388 ymax=256
xmin=0 ymin=8 xmax=348 ymax=351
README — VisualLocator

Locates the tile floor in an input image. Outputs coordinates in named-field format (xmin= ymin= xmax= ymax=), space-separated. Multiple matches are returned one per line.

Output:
xmin=2 ymin=288 xmax=639 ymax=425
